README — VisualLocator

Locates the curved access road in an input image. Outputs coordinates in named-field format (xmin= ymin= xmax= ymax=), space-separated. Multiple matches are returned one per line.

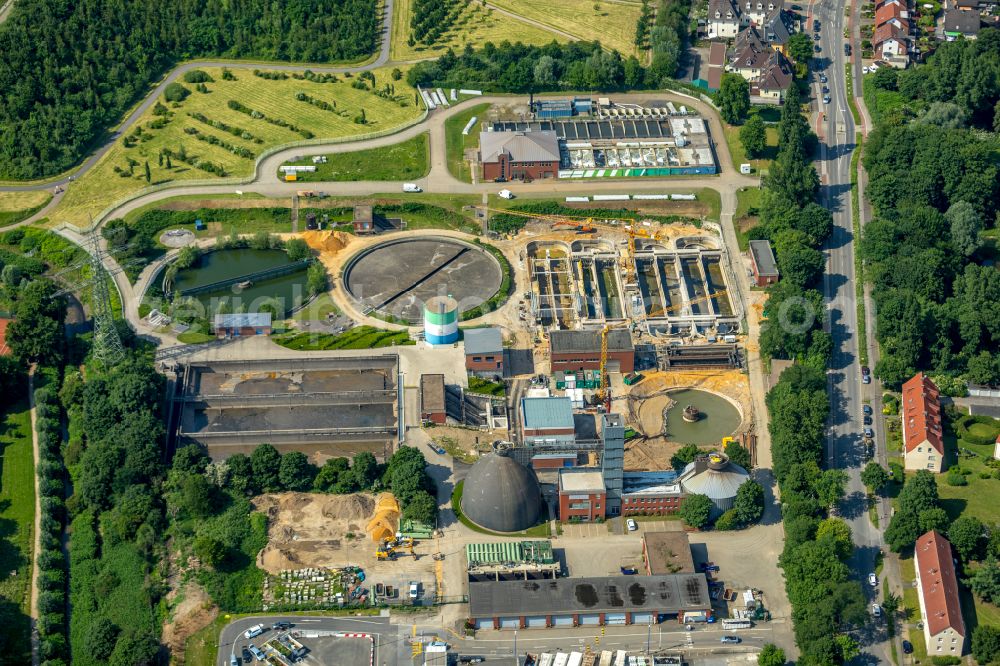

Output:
xmin=0 ymin=0 xmax=396 ymax=193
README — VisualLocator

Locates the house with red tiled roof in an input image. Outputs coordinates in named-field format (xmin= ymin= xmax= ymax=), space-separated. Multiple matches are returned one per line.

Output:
xmin=915 ymin=531 xmax=966 ymax=656
xmin=902 ymin=373 xmax=946 ymax=473
xmin=0 ymin=318 xmax=11 ymax=357
xmin=875 ymin=0 xmax=909 ymax=29
xmin=873 ymin=22 xmax=910 ymax=68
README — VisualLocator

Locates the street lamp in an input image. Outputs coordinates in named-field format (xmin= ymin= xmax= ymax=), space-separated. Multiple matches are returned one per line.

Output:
xmin=647 ymin=620 xmax=652 ymax=653
xmin=513 ymin=629 xmax=518 ymax=665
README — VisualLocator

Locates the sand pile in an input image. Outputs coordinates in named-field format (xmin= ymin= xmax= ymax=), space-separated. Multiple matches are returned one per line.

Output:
xmin=302 ymin=230 xmax=351 ymax=254
xmin=253 ymin=492 xmax=377 ymax=574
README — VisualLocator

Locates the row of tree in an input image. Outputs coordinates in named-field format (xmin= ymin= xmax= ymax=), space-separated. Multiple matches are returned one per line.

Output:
xmin=753 ymin=86 xmax=833 ymax=371
xmin=407 ymin=41 xmax=648 ymax=93
xmin=0 ymin=0 xmax=380 ymax=179
xmin=646 ymin=0 xmax=692 ymax=84
xmin=409 ymin=0 xmax=460 ymax=47
xmin=34 ymin=386 xmax=71 ymax=665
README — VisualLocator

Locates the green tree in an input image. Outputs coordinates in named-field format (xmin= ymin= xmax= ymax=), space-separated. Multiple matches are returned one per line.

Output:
xmin=814 ymin=469 xmax=848 ymax=508
xmin=950 ymin=516 xmax=985 ymax=562
xmin=164 ymin=82 xmax=190 ymax=103
xmin=678 ymin=493 xmax=713 ymax=529
xmin=946 ymin=200 xmax=983 ymax=256
xmin=776 ymin=238 xmax=825 ymax=289
xmin=758 ymin=644 xmax=786 ymax=666
xmin=285 ymin=238 xmax=311 ymax=262
xmin=278 ymin=451 xmax=315 ymax=491
xmin=143 ymin=160 xmax=150 ymax=183
xmin=972 ymin=625 xmax=1000 ymax=665
xmin=670 ymin=443 xmax=701 ymax=472
xmin=225 ymin=453 xmax=254 ymax=494
xmin=6 ymin=279 xmax=65 ymax=366
xmin=967 ymin=557 xmax=1000 ymax=604
xmin=391 ymin=68 xmax=402 ymax=81
xmin=861 ymin=462 xmax=890 ymax=492
xmin=787 ymin=32 xmax=814 ymax=64
xmin=85 ymin=617 xmax=120 ymax=662
xmin=716 ymin=73 xmax=751 ymax=124
xmin=715 ymin=509 xmax=740 ymax=530
xmin=352 ymin=451 xmax=379 ymax=489
xmin=108 ymin=629 xmax=160 ymax=666
xmin=725 ymin=440 xmax=751 ymax=470
xmin=307 ymin=261 xmax=327 ymax=295
xmin=834 ymin=634 xmax=860 ymax=662
xmin=313 ymin=457 xmax=350 ymax=492
xmin=401 ymin=489 xmax=438 ymax=524
xmin=967 ymin=351 xmax=1000 ymax=387
xmin=172 ymin=444 xmax=209 ymax=475
xmin=179 ymin=473 xmax=213 ymax=518
xmin=533 ymin=55 xmax=556 ymax=86
xmin=250 ymin=444 xmax=282 ymax=493
xmin=193 ymin=535 xmax=227 ymax=568
xmin=816 ymin=518 xmax=854 ymax=561
xmin=886 ymin=509 xmax=922 ymax=552
xmin=734 ymin=479 xmax=765 ymax=525
xmin=740 ymin=113 xmax=767 ymax=158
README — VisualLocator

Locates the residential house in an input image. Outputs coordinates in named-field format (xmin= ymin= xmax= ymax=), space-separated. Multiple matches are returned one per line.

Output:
xmin=709 ymin=0 xmax=742 ymax=38
xmin=0 ymin=317 xmax=11 ymax=356
xmin=742 ymin=0 xmax=783 ymax=27
xmin=914 ymin=531 xmax=967 ymax=656
xmin=875 ymin=0 xmax=910 ymax=30
xmin=901 ymin=372 xmax=946 ymax=473
xmin=941 ymin=6 xmax=981 ymax=39
xmin=760 ymin=8 xmax=793 ymax=54
xmin=872 ymin=22 xmax=910 ymax=67
xmin=728 ymin=27 xmax=795 ymax=102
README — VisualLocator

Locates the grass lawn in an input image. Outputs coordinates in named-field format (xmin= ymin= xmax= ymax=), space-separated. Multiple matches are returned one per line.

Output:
xmin=900 ymin=555 xmax=929 ymax=662
xmin=489 ymin=0 xmax=642 ymax=55
xmin=53 ymin=65 xmax=423 ymax=229
xmin=734 ymin=186 xmax=763 ymax=251
xmin=0 ymin=191 xmax=52 ymax=227
xmin=467 ymin=376 xmax=506 ymax=396
xmin=280 ymin=133 xmax=429 ymax=182
xmin=451 ymin=480 xmax=552 ymax=538
xmin=0 ymin=401 xmax=35 ymax=665
xmin=446 ymin=103 xmax=492 ymax=182
xmin=288 ymin=293 xmax=339 ymax=321
xmin=432 ymin=434 xmax=480 ymax=464
xmin=390 ymin=0 xmax=565 ymax=61
xmin=177 ymin=331 xmax=217 ymax=344
xmin=723 ymin=122 xmax=779 ymax=175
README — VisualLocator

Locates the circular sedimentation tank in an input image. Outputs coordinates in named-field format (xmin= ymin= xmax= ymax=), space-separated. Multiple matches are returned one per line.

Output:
xmin=342 ymin=236 xmax=505 ymax=323
xmin=424 ymin=295 xmax=459 ymax=345
xmin=663 ymin=389 xmax=741 ymax=445
xmin=679 ymin=451 xmax=750 ymax=516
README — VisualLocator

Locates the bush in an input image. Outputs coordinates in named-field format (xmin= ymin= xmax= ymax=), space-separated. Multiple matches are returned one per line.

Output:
xmin=164 ymin=82 xmax=190 ymax=102
xmin=957 ymin=415 xmax=1000 ymax=446
xmin=183 ymin=69 xmax=213 ymax=83
xmin=946 ymin=468 xmax=968 ymax=486
xmin=715 ymin=509 xmax=740 ymax=530
xmin=930 ymin=657 xmax=961 ymax=666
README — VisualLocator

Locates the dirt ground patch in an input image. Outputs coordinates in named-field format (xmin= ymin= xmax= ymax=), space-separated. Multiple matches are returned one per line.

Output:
xmin=253 ymin=492 xmax=377 ymax=574
xmin=562 ymin=200 xmax=709 ymax=219
xmin=624 ymin=369 xmax=752 ymax=471
xmin=427 ymin=425 xmax=493 ymax=462
xmin=161 ymin=581 xmax=217 ymax=663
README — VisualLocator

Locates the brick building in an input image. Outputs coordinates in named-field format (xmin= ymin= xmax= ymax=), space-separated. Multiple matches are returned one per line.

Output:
xmin=558 ymin=469 xmax=606 ymax=522
xmin=479 ymin=130 xmax=561 ymax=182
xmin=549 ymin=329 xmax=635 ymax=374
xmin=520 ymin=397 xmax=575 ymax=446
xmin=749 ymin=240 xmax=779 ymax=287
xmin=464 ymin=327 xmax=504 ymax=378
xmin=420 ymin=374 xmax=446 ymax=425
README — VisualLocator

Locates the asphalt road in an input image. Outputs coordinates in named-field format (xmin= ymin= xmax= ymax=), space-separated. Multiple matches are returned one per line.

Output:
xmin=217 ymin=615 xmax=405 ymax=666
xmin=810 ymin=0 xmax=891 ymax=661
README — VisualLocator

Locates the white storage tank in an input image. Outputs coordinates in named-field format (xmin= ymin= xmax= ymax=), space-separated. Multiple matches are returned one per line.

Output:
xmin=424 ymin=295 xmax=459 ymax=345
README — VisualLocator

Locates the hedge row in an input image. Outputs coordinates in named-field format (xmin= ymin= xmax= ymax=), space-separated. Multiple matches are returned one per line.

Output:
xmin=956 ymin=415 xmax=1000 ymax=447
xmin=34 ymin=385 xmax=70 ymax=666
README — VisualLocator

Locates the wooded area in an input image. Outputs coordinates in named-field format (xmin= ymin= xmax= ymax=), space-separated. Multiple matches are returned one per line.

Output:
xmin=0 ymin=0 xmax=379 ymax=179
xmin=862 ymin=29 xmax=1000 ymax=388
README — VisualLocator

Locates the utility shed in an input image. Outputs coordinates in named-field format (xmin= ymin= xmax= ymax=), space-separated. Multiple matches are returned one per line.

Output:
xmin=420 ymin=374 xmax=446 ymax=424
xmin=213 ymin=312 xmax=272 ymax=337
xmin=468 ymin=574 xmax=711 ymax=630
xmin=749 ymin=240 xmax=779 ymax=287
xmin=353 ymin=205 xmax=375 ymax=234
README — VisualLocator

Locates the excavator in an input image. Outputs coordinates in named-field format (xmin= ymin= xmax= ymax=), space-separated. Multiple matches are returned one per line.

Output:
xmin=375 ymin=535 xmax=416 ymax=561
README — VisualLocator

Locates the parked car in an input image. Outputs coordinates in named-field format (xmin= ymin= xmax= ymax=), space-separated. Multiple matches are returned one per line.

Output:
xmin=409 ymin=581 xmax=421 ymax=599
xmin=231 ymin=656 xmax=239 ymax=666
xmin=868 ymin=573 xmax=877 ymax=587
xmin=844 ymin=43 xmax=852 ymax=56
xmin=814 ymin=19 xmax=820 ymax=31
xmin=626 ymin=518 xmax=638 ymax=531
xmin=863 ymin=404 xmax=873 ymax=415
xmin=819 ymin=74 xmax=828 ymax=83
xmin=902 ymin=640 xmax=914 ymax=654
xmin=721 ymin=635 xmax=742 ymax=644
xmin=815 ymin=45 xmax=822 ymax=53
xmin=864 ymin=428 xmax=874 ymax=439
xmin=272 ymin=621 xmax=292 ymax=631
xmin=249 ymin=645 xmax=266 ymax=661
xmin=823 ymin=95 xmax=831 ymax=104
xmin=863 ymin=374 xmax=871 ymax=384
xmin=402 ymin=183 xmax=422 ymax=193
xmin=243 ymin=625 xmax=264 ymax=640
xmin=242 ymin=647 xmax=253 ymax=662
xmin=700 ymin=562 xmax=721 ymax=572
xmin=862 ymin=365 xmax=871 ymax=376
xmin=498 ymin=189 xmax=515 ymax=199
xmin=872 ymin=603 xmax=882 ymax=618
xmin=621 ymin=566 xmax=639 ymax=575
xmin=460 ymin=658 xmax=486 ymax=664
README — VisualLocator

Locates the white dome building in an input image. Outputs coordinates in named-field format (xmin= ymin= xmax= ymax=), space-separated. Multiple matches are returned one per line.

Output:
xmin=679 ymin=452 xmax=750 ymax=517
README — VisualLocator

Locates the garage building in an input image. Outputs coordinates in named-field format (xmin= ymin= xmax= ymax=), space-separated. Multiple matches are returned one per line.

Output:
xmin=469 ymin=574 xmax=711 ymax=629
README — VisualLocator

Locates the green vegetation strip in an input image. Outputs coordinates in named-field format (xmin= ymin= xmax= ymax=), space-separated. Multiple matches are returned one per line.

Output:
xmin=280 ymin=133 xmax=430 ymax=182
xmin=851 ymin=132 xmax=867 ymax=367
xmin=0 ymin=402 xmax=34 ymax=664
xmin=0 ymin=196 xmax=51 ymax=227
xmin=445 ymin=103 xmax=491 ymax=182
xmin=845 ymin=64 xmax=862 ymax=126
xmin=274 ymin=325 xmax=413 ymax=350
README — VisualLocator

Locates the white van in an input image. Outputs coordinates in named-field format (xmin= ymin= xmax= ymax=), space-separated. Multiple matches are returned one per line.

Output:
xmin=498 ymin=189 xmax=515 ymax=199
xmin=243 ymin=624 xmax=264 ymax=639
xmin=403 ymin=183 xmax=422 ymax=193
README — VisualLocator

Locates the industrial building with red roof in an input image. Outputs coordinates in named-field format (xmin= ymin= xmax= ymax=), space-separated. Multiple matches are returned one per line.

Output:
xmin=901 ymin=372 xmax=945 ymax=473
xmin=914 ymin=530 xmax=966 ymax=656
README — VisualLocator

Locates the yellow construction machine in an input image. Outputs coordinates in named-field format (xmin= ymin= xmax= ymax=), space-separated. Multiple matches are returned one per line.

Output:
xmin=375 ymin=535 xmax=416 ymax=561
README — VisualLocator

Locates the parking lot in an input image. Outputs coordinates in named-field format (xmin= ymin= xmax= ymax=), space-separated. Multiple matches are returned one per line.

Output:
xmin=300 ymin=635 xmax=371 ymax=666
